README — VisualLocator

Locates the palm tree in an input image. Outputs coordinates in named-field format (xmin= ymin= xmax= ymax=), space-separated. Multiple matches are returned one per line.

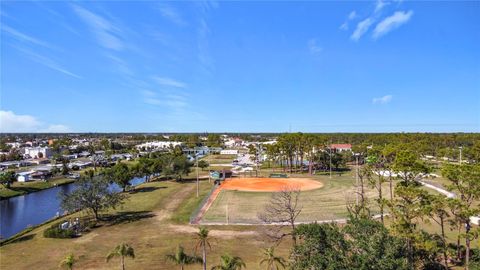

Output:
xmin=211 ymin=254 xmax=246 ymax=270
xmin=59 ymin=253 xmax=75 ymax=270
xmin=259 ymin=247 xmax=286 ymax=270
xmin=106 ymin=243 xmax=135 ymax=270
xmin=166 ymin=245 xmax=202 ymax=270
xmin=195 ymin=227 xmax=212 ymax=270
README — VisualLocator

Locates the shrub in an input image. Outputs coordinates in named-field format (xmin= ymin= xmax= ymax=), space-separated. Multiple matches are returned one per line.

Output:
xmin=43 ymin=222 xmax=76 ymax=239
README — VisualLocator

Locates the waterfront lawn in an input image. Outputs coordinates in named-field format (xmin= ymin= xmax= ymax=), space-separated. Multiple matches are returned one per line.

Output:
xmin=0 ymin=179 xmax=292 ymax=270
xmin=0 ymin=177 xmax=74 ymax=199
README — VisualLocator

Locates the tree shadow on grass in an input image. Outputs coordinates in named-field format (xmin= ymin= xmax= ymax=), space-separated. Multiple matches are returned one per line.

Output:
xmin=10 ymin=186 xmax=43 ymax=193
xmin=129 ymin=186 xmax=166 ymax=194
xmin=103 ymin=211 xmax=155 ymax=226
xmin=1 ymin=233 xmax=36 ymax=246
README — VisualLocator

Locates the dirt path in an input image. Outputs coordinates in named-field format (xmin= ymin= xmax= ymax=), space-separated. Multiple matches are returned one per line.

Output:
xmin=154 ymin=184 xmax=196 ymax=222
xmin=168 ymin=224 xmax=257 ymax=239
xmin=191 ymin=186 xmax=221 ymax=224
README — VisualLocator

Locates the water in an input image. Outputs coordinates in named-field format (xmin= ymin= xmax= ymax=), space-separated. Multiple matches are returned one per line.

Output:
xmin=0 ymin=177 xmax=146 ymax=239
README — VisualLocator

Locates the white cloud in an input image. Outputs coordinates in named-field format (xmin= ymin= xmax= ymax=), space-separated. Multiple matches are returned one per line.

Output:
xmin=351 ymin=18 xmax=373 ymax=41
xmin=153 ymin=76 xmax=187 ymax=88
xmin=348 ymin=11 xmax=357 ymax=20
xmin=41 ymin=124 xmax=71 ymax=133
xmin=158 ymin=4 xmax=186 ymax=26
xmin=72 ymin=5 xmax=124 ymax=51
xmin=375 ymin=0 xmax=389 ymax=13
xmin=2 ymin=25 xmax=53 ymax=49
xmin=308 ymin=39 xmax=322 ymax=54
xmin=372 ymin=95 xmax=393 ymax=104
xmin=373 ymin=10 xmax=413 ymax=39
xmin=340 ymin=10 xmax=358 ymax=31
xmin=0 ymin=110 xmax=71 ymax=133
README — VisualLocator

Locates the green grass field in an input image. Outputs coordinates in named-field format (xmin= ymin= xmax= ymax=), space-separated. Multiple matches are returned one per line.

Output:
xmin=0 ymin=177 xmax=75 ymax=199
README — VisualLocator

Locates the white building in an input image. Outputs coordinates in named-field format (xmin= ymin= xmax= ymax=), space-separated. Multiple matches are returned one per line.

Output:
xmin=17 ymin=171 xmax=34 ymax=182
xmin=220 ymin=149 xmax=239 ymax=155
xmin=24 ymin=147 xmax=53 ymax=159
xmin=135 ymin=141 xmax=183 ymax=151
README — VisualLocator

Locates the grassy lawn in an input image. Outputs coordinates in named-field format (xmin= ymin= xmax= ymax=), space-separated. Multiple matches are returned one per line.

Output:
xmin=170 ymin=180 xmax=213 ymax=224
xmin=201 ymin=154 xmax=237 ymax=164
xmin=0 ymin=177 xmax=74 ymax=199
xmin=202 ymin=172 xmax=389 ymax=224
xmin=0 ymin=179 xmax=292 ymax=270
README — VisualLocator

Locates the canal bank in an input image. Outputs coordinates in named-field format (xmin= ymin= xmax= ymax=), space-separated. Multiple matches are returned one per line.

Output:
xmin=0 ymin=177 xmax=76 ymax=200
xmin=0 ymin=177 xmax=146 ymax=239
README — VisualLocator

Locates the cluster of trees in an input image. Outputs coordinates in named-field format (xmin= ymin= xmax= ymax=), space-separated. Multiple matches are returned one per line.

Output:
xmin=263 ymin=133 xmax=349 ymax=173
xmin=258 ymin=145 xmax=480 ymax=269
xmin=60 ymin=151 xmax=194 ymax=219
xmin=262 ymin=133 xmax=479 ymax=174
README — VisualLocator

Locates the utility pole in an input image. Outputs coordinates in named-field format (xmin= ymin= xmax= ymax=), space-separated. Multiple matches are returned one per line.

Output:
xmin=196 ymin=150 xmax=199 ymax=198
xmin=329 ymin=143 xmax=332 ymax=179
xmin=459 ymin=146 xmax=463 ymax=164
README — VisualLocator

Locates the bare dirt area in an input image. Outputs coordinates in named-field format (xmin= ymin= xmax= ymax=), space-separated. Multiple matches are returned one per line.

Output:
xmin=168 ymin=224 xmax=257 ymax=239
xmin=221 ymin=177 xmax=324 ymax=192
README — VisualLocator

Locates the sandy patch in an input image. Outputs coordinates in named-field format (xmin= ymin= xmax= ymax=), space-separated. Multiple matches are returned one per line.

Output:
xmin=168 ymin=224 xmax=257 ymax=239
xmin=220 ymin=177 xmax=323 ymax=192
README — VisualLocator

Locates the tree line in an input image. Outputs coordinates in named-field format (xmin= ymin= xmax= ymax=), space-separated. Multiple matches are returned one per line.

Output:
xmin=258 ymin=144 xmax=480 ymax=270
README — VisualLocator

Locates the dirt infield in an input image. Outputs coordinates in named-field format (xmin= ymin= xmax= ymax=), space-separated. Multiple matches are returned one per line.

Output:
xmin=220 ymin=177 xmax=323 ymax=192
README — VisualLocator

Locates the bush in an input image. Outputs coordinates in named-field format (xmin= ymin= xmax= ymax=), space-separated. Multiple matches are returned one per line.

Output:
xmin=43 ymin=222 xmax=76 ymax=239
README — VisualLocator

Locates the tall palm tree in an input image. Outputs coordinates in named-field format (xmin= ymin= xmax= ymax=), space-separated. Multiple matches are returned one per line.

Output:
xmin=106 ymin=243 xmax=135 ymax=270
xmin=166 ymin=245 xmax=202 ymax=270
xmin=211 ymin=254 xmax=246 ymax=270
xmin=59 ymin=253 xmax=75 ymax=270
xmin=195 ymin=227 xmax=212 ymax=270
xmin=259 ymin=247 xmax=286 ymax=270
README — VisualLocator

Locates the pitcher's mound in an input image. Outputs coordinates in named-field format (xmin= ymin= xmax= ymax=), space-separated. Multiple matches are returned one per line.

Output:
xmin=220 ymin=177 xmax=323 ymax=192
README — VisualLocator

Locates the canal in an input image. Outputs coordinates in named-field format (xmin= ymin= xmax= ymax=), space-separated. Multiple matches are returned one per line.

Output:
xmin=0 ymin=177 xmax=145 ymax=239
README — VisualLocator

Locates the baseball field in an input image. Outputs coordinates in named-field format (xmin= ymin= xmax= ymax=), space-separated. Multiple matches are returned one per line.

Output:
xmin=199 ymin=172 xmax=388 ymax=224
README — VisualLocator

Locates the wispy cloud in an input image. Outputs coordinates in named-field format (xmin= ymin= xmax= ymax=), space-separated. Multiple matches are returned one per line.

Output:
xmin=308 ymin=39 xmax=322 ymax=54
xmin=157 ymin=4 xmax=186 ymax=26
xmin=373 ymin=10 xmax=413 ymax=39
xmin=0 ymin=110 xmax=71 ymax=133
xmin=141 ymin=90 xmax=188 ymax=111
xmin=372 ymin=95 xmax=393 ymax=104
xmin=152 ymin=76 xmax=187 ymax=88
xmin=339 ymin=10 xmax=357 ymax=31
xmin=2 ymin=25 xmax=53 ymax=49
xmin=105 ymin=54 xmax=133 ymax=76
xmin=15 ymin=47 xmax=81 ymax=78
xmin=375 ymin=0 xmax=389 ymax=13
xmin=348 ymin=11 xmax=357 ymax=20
xmin=72 ymin=5 xmax=124 ymax=51
xmin=40 ymin=124 xmax=71 ymax=133
xmin=196 ymin=2 xmax=218 ymax=75
xmin=351 ymin=18 xmax=373 ymax=41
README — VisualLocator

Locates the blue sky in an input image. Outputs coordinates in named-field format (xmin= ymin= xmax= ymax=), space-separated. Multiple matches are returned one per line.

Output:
xmin=1 ymin=1 xmax=479 ymax=133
